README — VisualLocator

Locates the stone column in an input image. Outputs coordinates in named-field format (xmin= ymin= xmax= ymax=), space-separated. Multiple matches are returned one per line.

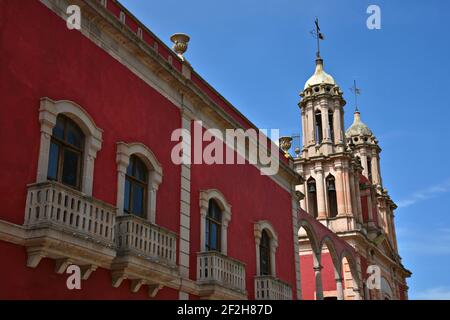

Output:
xmin=385 ymin=205 xmax=391 ymax=238
xmin=301 ymin=110 xmax=307 ymax=149
xmin=355 ymin=172 xmax=363 ymax=220
xmin=391 ymin=210 xmax=399 ymax=252
xmin=321 ymin=102 xmax=330 ymax=142
xmin=270 ymin=241 xmax=278 ymax=276
xmin=315 ymin=164 xmax=327 ymax=219
xmin=343 ymin=165 xmax=353 ymax=215
xmin=371 ymin=149 xmax=381 ymax=186
xmin=333 ymin=102 xmax=343 ymax=144
xmin=336 ymin=277 xmax=344 ymax=300
xmin=255 ymin=237 xmax=261 ymax=276
xmin=314 ymin=263 xmax=324 ymax=300
xmin=307 ymin=104 xmax=315 ymax=146
xmin=335 ymin=162 xmax=346 ymax=216
xmin=366 ymin=189 xmax=375 ymax=225
xmin=298 ymin=182 xmax=306 ymax=211
xmin=36 ymin=131 xmax=52 ymax=183
xmin=116 ymin=160 xmax=128 ymax=216
xmin=178 ymin=105 xmax=193 ymax=300
xmin=349 ymin=170 xmax=357 ymax=221
xmin=148 ymin=180 xmax=159 ymax=224
xmin=360 ymin=149 xmax=369 ymax=179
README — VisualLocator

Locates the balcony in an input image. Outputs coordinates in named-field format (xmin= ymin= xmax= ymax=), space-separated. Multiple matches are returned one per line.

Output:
xmin=197 ymin=251 xmax=247 ymax=299
xmin=111 ymin=215 xmax=179 ymax=296
xmin=255 ymin=275 xmax=293 ymax=300
xmin=23 ymin=181 xmax=116 ymax=277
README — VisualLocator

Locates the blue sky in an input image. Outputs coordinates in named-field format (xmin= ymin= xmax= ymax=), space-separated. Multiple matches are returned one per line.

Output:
xmin=120 ymin=0 xmax=450 ymax=299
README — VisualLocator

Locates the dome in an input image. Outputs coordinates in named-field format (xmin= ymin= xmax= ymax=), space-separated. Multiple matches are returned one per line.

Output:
xmin=304 ymin=58 xmax=336 ymax=90
xmin=346 ymin=111 xmax=373 ymax=137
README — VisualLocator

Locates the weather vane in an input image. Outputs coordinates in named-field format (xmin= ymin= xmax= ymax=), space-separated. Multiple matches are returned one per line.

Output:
xmin=350 ymin=80 xmax=361 ymax=112
xmin=310 ymin=17 xmax=325 ymax=58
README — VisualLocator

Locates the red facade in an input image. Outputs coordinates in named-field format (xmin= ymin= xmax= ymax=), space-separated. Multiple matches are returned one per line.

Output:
xmin=0 ymin=0 xmax=299 ymax=299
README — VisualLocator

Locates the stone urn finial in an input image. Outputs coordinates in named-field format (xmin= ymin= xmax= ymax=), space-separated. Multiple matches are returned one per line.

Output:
xmin=170 ymin=33 xmax=190 ymax=61
xmin=279 ymin=136 xmax=293 ymax=159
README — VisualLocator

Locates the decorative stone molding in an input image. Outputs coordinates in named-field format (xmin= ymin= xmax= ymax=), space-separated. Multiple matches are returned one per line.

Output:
xmin=116 ymin=142 xmax=163 ymax=223
xmin=37 ymin=98 xmax=103 ymax=196
xmin=199 ymin=189 xmax=231 ymax=254
xmin=254 ymin=220 xmax=279 ymax=276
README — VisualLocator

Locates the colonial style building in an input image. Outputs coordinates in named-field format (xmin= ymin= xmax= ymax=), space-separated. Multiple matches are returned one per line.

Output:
xmin=0 ymin=0 xmax=409 ymax=300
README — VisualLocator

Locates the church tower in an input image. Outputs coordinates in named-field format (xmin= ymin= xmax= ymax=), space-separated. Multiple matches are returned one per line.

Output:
xmin=346 ymin=110 xmax=382 ymax=187
xmin=295 ymin=55 xmax=364 ymax=232
xmin=299 ymin=57 xmax=346 ymax=158
xmin=295 ymin=19 xmax=410 ymax=301
xmin=345 ymin=109 xmax=399 ymax=253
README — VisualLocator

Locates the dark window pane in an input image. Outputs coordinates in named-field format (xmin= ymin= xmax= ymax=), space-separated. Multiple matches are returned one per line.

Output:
xmin=208 ymin=199 xmax=222 ymax=221
xmin=261 ymin=230 xmax=270 ymax=247
xmin=131 ymin=184 xmax=145 ymax=216
xmin=315 ymin=112 xmax=323 ymax=143
xmin=260 ymin=230 xmax=271 ymax=275
xmin=206 ymin=200 xmax=222 ymax=251
xmin=47 ymin=142 xmax=59 ymax=180
xmin=308 ymin=180 xmax=318 ymax=218
xmin=62 ymin=149 xmax=80 ymax=187
xmin=66 ymin=122 xmax=84 ymax=149
xmin=124 ymin=179 xmax=131 ymax=213
xmin=205 ymin=220 xmax=210 ymax=250
xmin=53 ymin=118 xmax=65 ymax=140
xmin=327 ymin=177 xmax=338 ymax=218
xmin=126 ymin=159 xmax=133 ymax=176
xmin=260 ymin=251 xmax=270 ymax=275
xmin=135 ymin=159 xmax=147 ymax=182
xmin=210 ymin=223 xmax=218 ymax=250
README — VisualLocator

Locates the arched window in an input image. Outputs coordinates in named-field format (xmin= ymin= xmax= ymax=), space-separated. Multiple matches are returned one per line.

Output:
xmin=206 ymin=199 xmax=222 ymax=251
xmin=38 ymin=99 xmax=103 ymax=196
xmin=307 ymin=178 xmax=318 ymax=218
xmin=254 ymin=221 xmax=278 ymax=277
xmin=259 ymin=230 xmax=271 ymax=275
xmin=326 ymin=175 xmax=338 ymax=218
xmin=47 ymin=114 xmax=85 ymax=189
xmin=199 ymin=190 xmax=231 ymax=254
xmin=124 ymin=155 xmax=148 ymax=217
xmin=328 ymin=110 xmax=334 ymax=143
xmin=315 ymin=110 xmax=323 ymax=144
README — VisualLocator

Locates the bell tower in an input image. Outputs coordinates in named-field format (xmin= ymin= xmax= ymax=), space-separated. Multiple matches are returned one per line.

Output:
xmin=295 ymin=53 xmax=364 ymax=228
xmin=295 ymin=20 xmax=411 ymax=301
xmin=346 ymin=110 xmax=382 ymax=187
xmin=294 ymin=19 xmax=364 ymax=228
xmin=299 ymin=57 xmax=346 ymax=159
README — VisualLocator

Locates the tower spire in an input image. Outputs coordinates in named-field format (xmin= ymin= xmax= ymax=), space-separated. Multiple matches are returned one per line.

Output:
xmin=311 ymin=17 xmax=325 ymax=59
xmin=350 ymin=80 xmax=361 ymax=112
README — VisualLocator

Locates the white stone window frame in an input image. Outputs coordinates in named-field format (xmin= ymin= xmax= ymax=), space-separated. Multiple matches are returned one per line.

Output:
xmin=37 ymin=98 xmax=103 ymax=196
xmin=116 ymin=142 xmax=163 ymax=223
xmin=254 ymin=221 xmax=279 ymax=276
xmin=199 ymin=189 xmax=231 ymax=255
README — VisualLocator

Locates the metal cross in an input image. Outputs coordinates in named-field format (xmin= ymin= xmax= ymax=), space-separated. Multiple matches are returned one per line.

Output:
xmin=350 ymin=80 xmax=361 ymax=112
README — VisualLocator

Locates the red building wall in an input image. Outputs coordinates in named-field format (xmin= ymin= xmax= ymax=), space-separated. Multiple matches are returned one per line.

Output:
xmin=189 ymin=130 xmax=297 ymax=299
xmin=0 ymin=0 xmax=297 ymax=299
xmin=0 ymin=0 xmax=181 ymax=299
xmin=300 ymin=252 xmax=336 ymax=300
